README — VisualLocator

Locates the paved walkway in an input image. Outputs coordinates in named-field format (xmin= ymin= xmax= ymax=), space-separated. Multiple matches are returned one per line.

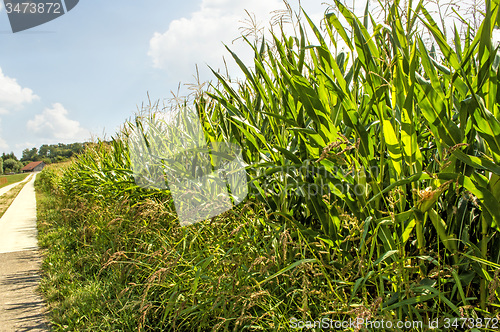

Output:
xmin=0 ymin=174 xmax=38 ymax=254
xmin=0 ymin=174 xmax=49 ymax=331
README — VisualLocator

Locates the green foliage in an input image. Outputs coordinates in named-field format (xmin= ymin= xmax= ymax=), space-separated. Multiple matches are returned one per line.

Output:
xmin=36 ymin=0 xmax=500 ymax=329
xmin=201 ymin=0 xmax=500 ymax=316
xmin=20 ymin=142 xmax=87 ymax=164
xmin=58 ymin=140 xmax=149 ymax=204
xmin=0 ymin=173 xmax=29 ymax=188
xmin=3 ymin=158 xmax=23 ymax=173
xmin=36 ymin=169 xmax=341 ymax=331
xmin=2 ymin=152 xmax=18 ymax=161
xmin=21 ymin=147 xmax=39 ymax=162
xmin=36 ymin=167 xmax=61 ymax=194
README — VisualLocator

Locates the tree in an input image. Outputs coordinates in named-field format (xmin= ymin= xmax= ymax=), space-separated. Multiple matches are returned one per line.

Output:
xmin=21 ymin=148 xmax=39 ymax=162
xmin=2 ymin=152 xmax=17 ymax=161
xmin=1 ymin=142 xmax=88 ymax=166
xmin=3 ymin=158 xmax=22 ymax=173
xmin=38 ymin=145 xmax=49 ymax=158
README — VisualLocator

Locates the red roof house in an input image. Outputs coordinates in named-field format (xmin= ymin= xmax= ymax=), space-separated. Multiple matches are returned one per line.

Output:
xmin=21 ymin=161 xmax=46 ymax=173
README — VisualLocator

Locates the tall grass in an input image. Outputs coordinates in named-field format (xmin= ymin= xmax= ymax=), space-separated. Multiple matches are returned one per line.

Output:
xmin=35 ymin=0 xmax=500 ymax=330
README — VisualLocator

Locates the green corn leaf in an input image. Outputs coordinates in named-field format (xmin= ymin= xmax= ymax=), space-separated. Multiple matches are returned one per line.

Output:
xmin=303 ymin=10 xmax=328 ymax=49
xmin=359 ymin=216 xmax=373 ymax=256
xmin=453 ymin=150 xmax=500 ymax=176
xmin=384 ymin=293 xmax=438 ymax=310
xmin=460 ymin=175 xmax=500 ymax=231
xmin=451 ymin=269 xmax=469 ymax=306
xmin=390 ymin=1 xmax=408 ymax=53
xmin=256 ymin=258 xmax=318 ymax=286
xmin=374 ymin=250 xmax=399 ymax=266
xmin=402 ymin=217 xmax=416 ymax=245
xmin=342 ymin=108 xmax=371 ymax=158
xmin=382 ymin=119 xmax=403 ymax=178
xmin=350 ymin=271 xmax=375 ymax=303
xmin=415 ymin=47 xmax=463 ymax=147
xmin=401 ymin=102 xmax=423 ymax=173
xmin=420 ymin=7 xmax=461 ymax=70
xmin=289 ymin=128 xmax=326 ymax=148
xmin=472 ymin=102 xmax=500 ymax=162
xmin=325 ymin=11 xmax=353 ymax=50
xmin=297 ymin=24 xmax=306 ymax=73
xmin=428 ymin=208 xmax=457 ymax=252
xmin=274 ymin=146 xmax=302 ymax=164
xmin=462 ymin=253 xmax=500 ymax=270
xmin=335 ymin=0 xmax=380 ymax=60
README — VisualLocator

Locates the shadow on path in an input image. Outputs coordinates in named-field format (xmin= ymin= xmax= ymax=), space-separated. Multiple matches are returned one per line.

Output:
xmin=0 ymin=172 xmax=49 ymax=331
xmin=0 ymin=250 xmax=49 ymax=331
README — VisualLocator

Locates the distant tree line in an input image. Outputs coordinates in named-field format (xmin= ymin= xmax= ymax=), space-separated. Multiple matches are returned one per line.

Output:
xmin=0 ymin=142 xmax=88 ymax=174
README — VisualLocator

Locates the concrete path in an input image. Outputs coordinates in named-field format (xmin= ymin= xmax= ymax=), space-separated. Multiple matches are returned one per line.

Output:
xmin=0 ymin=175 xmax=32 ymax=197
xmin=0 ymin=174 xmax=38 ymax=254
xmin=0 ymin=174 xmax=50 ymax=331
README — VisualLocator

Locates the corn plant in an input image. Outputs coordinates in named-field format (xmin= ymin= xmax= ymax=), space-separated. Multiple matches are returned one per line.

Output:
xmin=202 ymin=0 xmax=500 ymax=319
xmin=44 ymin=0 xmax=500 ymax=327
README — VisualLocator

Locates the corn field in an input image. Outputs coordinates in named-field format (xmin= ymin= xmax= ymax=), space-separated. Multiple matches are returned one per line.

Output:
xmin=36 ymin=0 xmax=500 ymax=330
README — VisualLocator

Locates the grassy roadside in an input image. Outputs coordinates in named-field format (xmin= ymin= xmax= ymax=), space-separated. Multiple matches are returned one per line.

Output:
xmin=0 ymin=174 xmax=32 ymax=219
xmin=0 ymin=173 xmax=29 ymax=189
xmin=35 ymin=167 xmax=343 ymax=331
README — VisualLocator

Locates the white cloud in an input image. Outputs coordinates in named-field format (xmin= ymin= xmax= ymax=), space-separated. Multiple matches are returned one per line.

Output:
xmin=0 ymin=67 xmax=39 ymax=114
xmin=148 ymin=0 xmax=296 ymax=82
xmin=27 ymin=103 xmax=89 ymax=141
xmin=0 ymin=119 xmax=8 ymax=150
xmin=0 ymin=137 xmax=8 ymax=150
xmin=15 ymin=142 xmax=35 ymax=150
xmin=148 ymin=1 xmax=330 ymax=87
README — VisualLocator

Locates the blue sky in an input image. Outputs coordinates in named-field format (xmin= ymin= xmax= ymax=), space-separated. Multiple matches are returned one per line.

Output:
xmin=0 ymin=0 xmax=331 ymax=157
